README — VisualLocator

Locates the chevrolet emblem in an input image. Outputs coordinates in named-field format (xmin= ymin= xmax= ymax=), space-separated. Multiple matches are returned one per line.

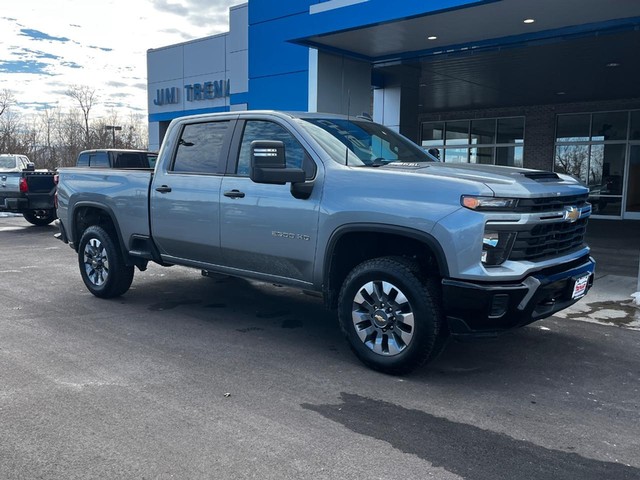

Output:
xmin=563 ymin=206 xmax=580 ymax=223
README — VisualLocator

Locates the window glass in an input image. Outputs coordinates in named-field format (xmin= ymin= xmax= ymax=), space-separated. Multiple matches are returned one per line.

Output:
xmin=421 ymin=122 xmax=444 ymax=147
xmin=470 ymin=147 xmax=493 ymax=164
xmin=445 ymin=121 xmax=469 ymax=145
xmin=630 ymin=111 xmax=640 ymax=140
xmin=496 ymin=146 xmax=523 ymax=167
xmin=76 ymin=153 xmax=89 ymax=167
xmin=591 ymin=111 xmax=628 ymax=141
xmin=443 ymin=148 xmax=468 ymax=163
xmin=237 ymin=120 xmax=312 ymax=177
xmin=588 ymin=144 xmax=625 ymax=194
xmin=89 ymin=152 xmax=109 ymax=167
xmin=556 ymin=114 xmax=590 ymax=142
xmin=470 ymin=119 xmax=495 ymax=145
xmin=497 ymin=117 xmax=524 ymax=144
xmin=173 ymin=121 xmax=229 ymax=174
xmin=554 ymin=144 xmax=589 ymax=183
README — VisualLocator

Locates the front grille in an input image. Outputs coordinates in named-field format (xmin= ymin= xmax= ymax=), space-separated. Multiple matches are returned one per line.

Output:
xmin=509 ymin=217 xmax=588 ymax=262
xmin=514 ymin=194 xmax=589 ymax=213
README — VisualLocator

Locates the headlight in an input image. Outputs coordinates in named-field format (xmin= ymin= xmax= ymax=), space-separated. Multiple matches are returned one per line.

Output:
xmin=461 ymin=196 xmax=518 ymax=210
xmin=482 ymin=230 xmax=516 ymax=265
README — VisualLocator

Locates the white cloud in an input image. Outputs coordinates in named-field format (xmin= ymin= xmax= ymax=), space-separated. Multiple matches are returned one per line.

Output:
xmin=0 ymin=0 xmax=240 ymax=119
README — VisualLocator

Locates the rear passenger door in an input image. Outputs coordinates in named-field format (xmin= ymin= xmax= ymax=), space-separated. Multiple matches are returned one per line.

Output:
xmin=150 ymin=118 xmax=234 ymax=266
xmin=219 ymin=118 xmax=321 ymax=283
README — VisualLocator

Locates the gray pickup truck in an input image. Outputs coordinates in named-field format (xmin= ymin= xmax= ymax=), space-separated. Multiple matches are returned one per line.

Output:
xmin=0 ymin=154 xmax=57 ymax=226
xmin=55 ymin=111 xmax=595 ymax=373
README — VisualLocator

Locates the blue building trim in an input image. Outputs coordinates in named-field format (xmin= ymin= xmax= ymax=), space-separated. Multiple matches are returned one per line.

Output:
xmin=148 ymin=106 xmax=230 ymax=123
xmin=231 ymin=92 xmax=249 ymax=105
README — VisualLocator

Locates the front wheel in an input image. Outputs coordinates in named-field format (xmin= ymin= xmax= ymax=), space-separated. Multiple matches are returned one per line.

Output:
xmin=78 ymin=225 xmax=134 ymax=298
xmin=338 ymin=257 xmax=445 ymax=374
xmin=23 ymin=209 xmax=56 ymax=226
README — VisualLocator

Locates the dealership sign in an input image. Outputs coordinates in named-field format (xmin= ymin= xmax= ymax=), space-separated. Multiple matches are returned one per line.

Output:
xmin=154 ymin=79 xmax=230 ymax=106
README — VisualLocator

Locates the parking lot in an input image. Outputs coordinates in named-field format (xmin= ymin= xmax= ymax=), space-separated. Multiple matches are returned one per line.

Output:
xmin=1 ymin=215 xmax=639 ymax=479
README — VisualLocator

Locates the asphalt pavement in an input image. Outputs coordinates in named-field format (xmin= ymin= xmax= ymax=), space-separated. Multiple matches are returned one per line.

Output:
xmin=0 ymin=215 xmax=638 ymax=480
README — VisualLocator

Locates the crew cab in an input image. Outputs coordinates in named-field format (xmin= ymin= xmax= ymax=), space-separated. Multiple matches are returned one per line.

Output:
xmin=55 ymin=111 xmax=595 ymax=373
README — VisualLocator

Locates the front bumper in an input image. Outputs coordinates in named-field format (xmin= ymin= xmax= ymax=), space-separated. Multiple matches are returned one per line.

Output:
xmin=442 ymin=255 xmax=595 ymax=337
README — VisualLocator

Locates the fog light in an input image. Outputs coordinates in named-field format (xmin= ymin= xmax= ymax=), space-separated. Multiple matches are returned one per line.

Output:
xmin=489 ymin=294 xmax=510 ymax=318
xmin=482 ymin=231 xmax=516 ymax=266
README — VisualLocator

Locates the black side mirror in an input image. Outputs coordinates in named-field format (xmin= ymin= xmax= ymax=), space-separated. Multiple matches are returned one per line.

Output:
xmin=250 ymin=140 xmax=305 ymax=185
xmin=24 ymin=162 xmax=36 ymax=171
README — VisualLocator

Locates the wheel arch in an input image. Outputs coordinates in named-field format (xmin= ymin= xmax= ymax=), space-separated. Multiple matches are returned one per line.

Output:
xmin=322 ymin=224 xmax=449 ymax=309
xmin=70 ymin=202 xmax=129 ymax=262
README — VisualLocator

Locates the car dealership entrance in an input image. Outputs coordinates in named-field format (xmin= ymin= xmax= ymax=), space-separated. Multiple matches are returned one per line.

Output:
xmin=147 ymin=0 xmax=640 ymax=218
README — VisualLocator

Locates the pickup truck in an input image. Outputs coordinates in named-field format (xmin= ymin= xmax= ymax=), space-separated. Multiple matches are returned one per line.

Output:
xmin=0 ymin=154 xmax=57 ymax=226
xmin=76 ymin=149 xmax=157 ymax=169
xmin=55 ymin=111 xmax=595 ymax=373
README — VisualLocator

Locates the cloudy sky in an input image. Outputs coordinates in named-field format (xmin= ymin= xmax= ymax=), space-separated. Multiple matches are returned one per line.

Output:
xmin=1 ymin=0 xmax=240 ymax=119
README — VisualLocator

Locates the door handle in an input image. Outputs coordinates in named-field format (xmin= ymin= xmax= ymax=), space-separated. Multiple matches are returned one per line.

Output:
xmin=155 ymin=185 xmax=172 ymax=193
xmin=224 ymin=189 xmax=245 ymax=198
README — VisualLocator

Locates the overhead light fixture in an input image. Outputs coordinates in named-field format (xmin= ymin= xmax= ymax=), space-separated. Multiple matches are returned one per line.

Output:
xmin=427 ymin=36 xmax=438 ymax=40
xmin=523 ymin=18 xmax=535 ymax=24
xmin=556 ymin=91 xmax=566 ymax=96
xmin=606 ymin=62 xmax=621 ymax=68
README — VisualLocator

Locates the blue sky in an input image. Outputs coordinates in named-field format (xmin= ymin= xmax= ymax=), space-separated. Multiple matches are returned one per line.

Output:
xmin=1 ymin=0 xmax=239 ymax=118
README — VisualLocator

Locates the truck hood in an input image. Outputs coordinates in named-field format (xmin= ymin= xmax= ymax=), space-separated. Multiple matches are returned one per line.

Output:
xmin=380 ymin=162 xmax=588 ymax=198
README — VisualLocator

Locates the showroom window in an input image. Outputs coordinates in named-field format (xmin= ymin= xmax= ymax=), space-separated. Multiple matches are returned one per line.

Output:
xmin=420 ymin=117 xmax=524 ymax=166
xmin=554 ymin=111 xmax=635 ymax=217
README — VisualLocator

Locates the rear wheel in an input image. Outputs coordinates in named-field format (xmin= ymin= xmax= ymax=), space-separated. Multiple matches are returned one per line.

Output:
xmin=78 ymin=225 xmax=134 ymax=298
xmin=23 ymin=209 xmax=56 ymax=226
xmin=338 ymin=257 xmax=445 ymax=374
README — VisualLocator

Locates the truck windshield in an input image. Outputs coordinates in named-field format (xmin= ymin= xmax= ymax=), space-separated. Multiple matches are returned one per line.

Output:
xmin=0 ymin=156 xmax=18 ymax=170
xmin=298 ymin=118 xmax=437 ymax=166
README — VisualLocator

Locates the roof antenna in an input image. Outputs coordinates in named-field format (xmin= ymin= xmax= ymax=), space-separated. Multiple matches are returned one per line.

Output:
xmin=345 ymin=89 xmax=351 ymax=166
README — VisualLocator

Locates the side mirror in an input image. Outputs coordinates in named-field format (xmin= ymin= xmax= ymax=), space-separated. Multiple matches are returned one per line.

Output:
xmin=250 ymin=140 xmax=305 ymax=184
xmin=24 ymin=162 xmax=36 ymax=171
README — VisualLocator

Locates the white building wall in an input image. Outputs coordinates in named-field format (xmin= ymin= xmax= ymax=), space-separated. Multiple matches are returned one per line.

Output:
xmin=147 ymin=4 xmax=248 ymax=149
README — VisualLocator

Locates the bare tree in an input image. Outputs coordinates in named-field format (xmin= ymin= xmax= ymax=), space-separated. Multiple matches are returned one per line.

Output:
xmin=0 ymin=89 xmax=15 ymax=118
xmin=66 ymin=85 xmax=97 ymax=148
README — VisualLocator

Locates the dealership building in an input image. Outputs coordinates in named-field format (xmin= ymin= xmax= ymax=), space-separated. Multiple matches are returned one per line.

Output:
xmin=147 ymin=0 xmax=640 ymax=220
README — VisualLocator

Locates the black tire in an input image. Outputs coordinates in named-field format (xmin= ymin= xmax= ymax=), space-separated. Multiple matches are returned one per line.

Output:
xmin=338 ymin=256 xmax=445 ymax=375
xmin=23 ymin=209 xmax=56 ymax=226
xmin=78 ymin=225 xmax=134 ymax=298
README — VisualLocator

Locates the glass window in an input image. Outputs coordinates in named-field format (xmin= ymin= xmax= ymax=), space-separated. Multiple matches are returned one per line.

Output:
xmin=554 ymin=144 xmax=589 ymax=183
xmin=496 ymin=146 xmax=523 ymax=167
xmin=89 ymin=152 xmax=109 ymax=167
xmin=588 ymin=144 xmax=625 ymax=194
xmin=470 ymin=119 xmax=495 ymax=145
xmin=497 ymin=117 xmax=524 ymax=144
xmin=556 ymin=114 xmax=590 ymax=142
xmin=445 ymin=121 xmax=469 ymax=145
xmin=470 ymin=147 xmax=493 ymax=164
xmin=627 ymin=146 xmax=640 ymax=212
xmin=421 ymin=122 xmax=444 ymax=146
xmin=443 ymin=148 xmax=469 ymax=163
xmin=630 ymin=111 xmax=640 ymax=140
xmin=238 ymin=120 xmax=313 ymax=177
xmin=421 ymin=116 xmax=524 ymax=165
xmin=172 ymin=121 xmax=229 ymax=174
xmin=591 ymin=112 xmax=628 ymax=141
